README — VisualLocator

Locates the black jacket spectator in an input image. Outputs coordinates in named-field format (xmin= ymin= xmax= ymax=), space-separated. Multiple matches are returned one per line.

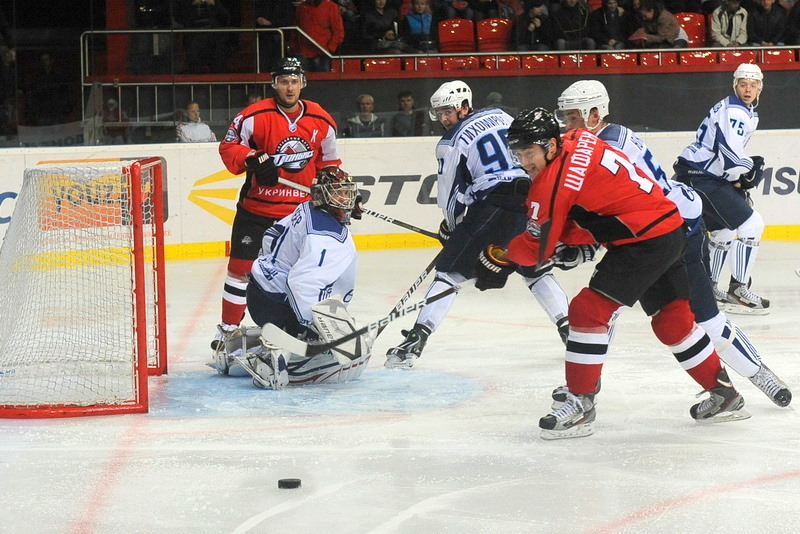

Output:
xmin=361 ymin=0 xmax=403 ymax=53
xmin=747 ymin=0 xmax=787 ymax=44
xmin=514 ymin=0 xmax=554 ymax=50
xmin=177 ymin=0 xmax=231 ymax=73
xmin=553 ymin=0 xmax=596 ymax=50
xmin=590 ymin=0 xmax=629 ymax=49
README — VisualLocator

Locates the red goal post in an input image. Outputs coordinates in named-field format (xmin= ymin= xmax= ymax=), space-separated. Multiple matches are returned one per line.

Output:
xmin=0 ymin=157 xmax=167 ymax=418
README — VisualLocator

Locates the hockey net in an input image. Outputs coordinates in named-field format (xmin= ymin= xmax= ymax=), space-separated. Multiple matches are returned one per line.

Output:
xmin=0 ymin=158 xmax=167 ymax=418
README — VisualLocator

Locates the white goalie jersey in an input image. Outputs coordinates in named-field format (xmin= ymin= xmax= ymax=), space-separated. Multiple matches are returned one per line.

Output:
xmin=435 ymin=107 xmax=529 ymax=229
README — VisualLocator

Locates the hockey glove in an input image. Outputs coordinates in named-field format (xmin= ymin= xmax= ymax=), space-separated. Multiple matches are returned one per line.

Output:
xmin=245 ymin=151 xmax=279 ymax=187
xmin=351 ymin=195 xmax=364 ymax=220
xmin=738 ymin=155 xmax=765 ymax=190
xmin=475 ymin=245 xmax=517 ymax=291
xmin=551 ymin=243 xmax=600 ymax=271
xmin=438 ymin=219 xmax=452 ymax=246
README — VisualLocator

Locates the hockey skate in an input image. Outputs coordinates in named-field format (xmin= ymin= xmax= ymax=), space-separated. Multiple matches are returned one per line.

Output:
xmin=539 ymin=391 xmax=596 ymax=440
xmin=385 ymin=325 xmax=431 ymax=369
xmin=556 ymin=317 xmax=569 ymax=345
xmin=690 ymin=369 xmax=751 ymax=423
xmin=711 ymin=283 xmax=729 ymax=304
xmin=749 ymin=364 xmax=792 ymax=407
xmin=208 ymin=326 xmax=263 ymax=376
xmin=210 ymin=322 xmax=238 ymax=352
xmin=723 ymin=282 xmax=770 ymax=316
xmin=236 ymin=347 xmax=289 ymax=390
xmin=551 ymin=379 xmax=601 ymax=410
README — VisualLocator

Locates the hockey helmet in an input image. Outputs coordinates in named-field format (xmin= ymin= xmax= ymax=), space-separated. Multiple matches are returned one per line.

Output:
xmin=556 ymin=80 xmax=610 ymax=126
xmin=507 ymin=108 xmax=561 ymax=154
xmin=311 ymin=166 xmax=358 ymax=222
xmin=733 ymin=63 xmax=763 ymax=85
xmin=272 ymin=57 xmax=307 ymax=88
xmin=429 ymin=80 xmax=473 ymax=120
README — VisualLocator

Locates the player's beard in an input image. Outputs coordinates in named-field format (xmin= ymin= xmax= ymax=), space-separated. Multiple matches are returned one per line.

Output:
xmin=276 ymin=94 xmax=300 ymax=110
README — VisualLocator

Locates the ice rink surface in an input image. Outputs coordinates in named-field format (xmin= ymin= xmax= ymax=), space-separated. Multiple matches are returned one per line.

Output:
xmin=2 ymin=242 xmax=800 ymax=534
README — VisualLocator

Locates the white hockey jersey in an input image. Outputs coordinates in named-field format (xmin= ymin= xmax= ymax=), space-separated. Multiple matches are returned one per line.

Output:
xmin=597 ymin=122 xmax=702 ymax=220
xmin=678 ymin=95 xmax=759 ymax=182
xmin=249 ymin=202 xmax=357 ymax=327
xmin=435 ymin=108 xmax=529 ymax=229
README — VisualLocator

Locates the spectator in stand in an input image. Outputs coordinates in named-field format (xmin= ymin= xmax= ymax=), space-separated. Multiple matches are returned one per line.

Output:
xmin=26 ymin=51 xmax=72 ymax=126
xmin=497 ymin=0 xmax=526 ymax=20
xmin=176 ymin=0 xmax=231 ymax=74
xmin=102 ymin=98 xmax=131 ymax=145
xmin=514 ymin=0 xmax=554 ymax=50
xmin=0 ymin=46 xmax=18 ymax=140
xmin=130 ymin=0 xmax=175 ymax=75
xmin=590 ymin=0 xmax=629 ymax=49
xmin=247 ymin=92 xmax=263 ymax=106
xmin=362 ymin=0 xmax=415 ymax=53
xmin=255 ymin=0 xmax=294 ymax=73
xmin=338 ymin=0 xmax=367 ymax=54
xmin=444 ymin=0 xmax=476 ymax=21
xmin=296 ymin=0 xmax=344 ymax=72
xmin=788 ymin=0 xmax=800 ymax=43
xmin=484 ymin=91 xmax=518 ymax=116
xmin=473 ymin=0 xmax=500 ymax=21
xmin=631 ymin=0 xmax=689 ymax=48
xmin=553 ymin=0 xmax=597 ymax=50
xmin=710 ymin=0 xmax=749 ymax=46
xmin=390 ymin=90 xmax=427 ymax=136
xmin=0 ymin=7 xmax=15 ymax=63
xmin=176 ymin=100 xmax=217 ymax=142
xmin=399 ymin=0 xmax=439 ymax=52
xmin=344 ymin=94 xmax=387 ymax=138
xmin=747 ymin=0 xmax=787 ymax=45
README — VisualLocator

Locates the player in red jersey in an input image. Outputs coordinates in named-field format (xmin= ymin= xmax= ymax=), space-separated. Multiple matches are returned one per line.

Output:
xmin=212 ymin=57 xmax=343 ymax=360
xmin=474 ymin=108 xmax=750 ymax=439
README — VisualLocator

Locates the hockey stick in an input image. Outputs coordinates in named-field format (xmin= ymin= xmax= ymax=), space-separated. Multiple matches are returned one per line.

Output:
xmin=262 ymin=286 xmax=458 ymax=358
xmin=376 ymin=250 xmax=443 ymax=337
xmin=276 ymin=177 xmax=439 ymax=240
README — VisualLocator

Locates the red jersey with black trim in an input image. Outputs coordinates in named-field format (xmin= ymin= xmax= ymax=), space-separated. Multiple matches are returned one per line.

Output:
xmin=219 ymin=98 xmax=341 ymax=219
xmin=508 ymin=129 xmax=684 ymax=267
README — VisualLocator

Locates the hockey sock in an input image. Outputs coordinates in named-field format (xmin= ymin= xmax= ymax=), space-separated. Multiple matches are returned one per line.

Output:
xmin=524 ymin=272 xmax=569 ymax=326
xmin=699 ymin=313 xmax=761 ymax=378
xmin=707 ymin=229 xmax=734 ymax=286
xmin=565 ymin=288 xmax=619 ymax=394
xmin=415 ymin=272 xmax=465 ymax=333
xmin=729 ymin=237 xmax=760 ymax=285
xmin=221 ymin=275 xmax=248 ymax=325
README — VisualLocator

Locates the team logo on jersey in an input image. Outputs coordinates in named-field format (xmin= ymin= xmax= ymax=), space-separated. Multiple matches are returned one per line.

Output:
xmin=272 ymin=137 xmax=315 ymax=173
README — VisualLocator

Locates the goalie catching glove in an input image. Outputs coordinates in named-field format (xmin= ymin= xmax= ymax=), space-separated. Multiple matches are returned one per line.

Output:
xmin=738 ymin=155 xmax=765 ymax=190
xmin=551 ymin=243 xmax=600 ymax=270
xmin=475 ymin=245 xmax=517 ymax=291
xmin=245 ymin=150 xmax=279 ymax=186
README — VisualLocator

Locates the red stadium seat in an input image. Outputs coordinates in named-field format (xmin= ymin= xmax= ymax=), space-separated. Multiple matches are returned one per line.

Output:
xmin=403 ymin=57 xmax=442 ymax=71
xmin=600 ymin=52 xmax=637 ymax=67
xmin=441 ymin=55 xmax=480 ymax=70
xmin=680 ymin=50 xmax=717 ymax=65
xmin=639 ymin=51 xmax=678 ymax=66
xmin=762 ymin=48 xmax=796 ymax=63
xmin=331 ymin=58 xmax=361 ymax=73
xmin=675 ymin=12 xmax=707 ymax=48
xmin=521 ymin=54 xmax=559 ymax=70
xmin=718 ymin=50 xmax=757 ymax=65
xmin=438 ymin=19 xmax=475 ymax=53
xmin=560 ymin=53 xmax=598 ymax=67
xmin=362 ymin=58 xmax=402 ymax=72
xmin=477 ymin=18 xmax=513 ymax=52
xmin=481 ymin=55 xmax=521 ymax=70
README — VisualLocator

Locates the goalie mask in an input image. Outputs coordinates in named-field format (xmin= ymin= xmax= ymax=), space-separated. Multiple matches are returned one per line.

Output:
xmin=556 ymin=80 xmax=609 ymax=130
xmin=311 ymin=166 xmax=358 ymax=224
xmin=429 ymin=80 xmax=473 ymax=121
xmin=271 ymin=57 xmax=307 ymax=89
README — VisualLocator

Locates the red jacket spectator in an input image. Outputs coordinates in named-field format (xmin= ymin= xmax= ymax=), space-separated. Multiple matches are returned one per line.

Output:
xmin=296 ymin=0 xmax=345 ymax=60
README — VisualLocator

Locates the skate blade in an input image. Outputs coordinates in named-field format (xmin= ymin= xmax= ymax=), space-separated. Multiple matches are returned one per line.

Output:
xmin=540 ymin=422 xmax=595 ymax=440
xmin=235 ymin=356 xmax=277 ymax=389
xmin=719 ymin=302 xmax=770 ymax=316
xmin=694 ymin=408 xmax=752 ymax=424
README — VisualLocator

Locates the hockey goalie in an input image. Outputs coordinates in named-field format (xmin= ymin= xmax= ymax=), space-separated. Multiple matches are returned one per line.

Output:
xmin=208 ymin=166 xmax=372 ymax=389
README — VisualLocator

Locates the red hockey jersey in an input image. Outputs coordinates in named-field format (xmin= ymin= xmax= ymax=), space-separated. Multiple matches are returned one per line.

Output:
xmin=508 ymin=129 xmax=683 ymax=267
xmin=219 ymin=98 xmax=342 ymax=219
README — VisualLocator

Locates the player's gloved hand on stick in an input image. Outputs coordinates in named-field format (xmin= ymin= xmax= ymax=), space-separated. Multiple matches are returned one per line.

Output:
xmin=551 ymin=243 xmax=600 ymax=270
xmin=475 ymin=245 xmax=517 ymax=291
xmin=438 ymin=219 xmax=452 ymax=246
xmin=245 ymin=151 xmax=279 ymax=187
xmin=351 ymin=195 xmax=364 ymax=220
xmin=738 ymin=155 xmax=765 ymax=190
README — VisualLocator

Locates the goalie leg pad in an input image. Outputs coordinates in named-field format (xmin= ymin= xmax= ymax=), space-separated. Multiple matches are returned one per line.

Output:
xmin=236 ymin=348 xmax=289 ymax=389
xmin=312 ymin=296 xmax=374 ymax=365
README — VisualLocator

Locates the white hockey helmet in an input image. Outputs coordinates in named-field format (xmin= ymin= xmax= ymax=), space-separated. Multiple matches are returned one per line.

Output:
xmin=733 ymin=63 xmax=763 ymax=87
xmin=429 ymin=80 xmax=472 ymax=120
xmin=556 ymin=80 xmax=610 ymax=126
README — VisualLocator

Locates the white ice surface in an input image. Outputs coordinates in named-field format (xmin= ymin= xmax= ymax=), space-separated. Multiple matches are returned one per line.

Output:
xmin=2 ymin=242 xmax=800 ymax=534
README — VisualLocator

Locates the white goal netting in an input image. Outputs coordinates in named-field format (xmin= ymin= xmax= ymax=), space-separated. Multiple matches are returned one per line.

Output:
xmin=0 ymin=159 xmax=166 ymax=417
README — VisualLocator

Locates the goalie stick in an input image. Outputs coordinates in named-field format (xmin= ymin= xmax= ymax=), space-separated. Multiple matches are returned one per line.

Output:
xmin=261 ymin=286 xmax=459 ymax=358
xmin=276 ymin=177 xmax=439 ymax=240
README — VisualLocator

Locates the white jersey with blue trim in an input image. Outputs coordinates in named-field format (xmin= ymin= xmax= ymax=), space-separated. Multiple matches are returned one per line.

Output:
xmin=679 ymin=95 xmax=759 ymax=182
xmin=435 ymin=108 xmax=529 ymax=229
xmin=250 ymin=202 xmax=357 ymax=327
xmin=597 ymin=122 xmax=702 ymax=220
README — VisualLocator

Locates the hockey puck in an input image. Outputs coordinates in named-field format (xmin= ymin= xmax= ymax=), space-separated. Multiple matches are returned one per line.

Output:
xmin=278 ymin=478 xmax=302 ymax=489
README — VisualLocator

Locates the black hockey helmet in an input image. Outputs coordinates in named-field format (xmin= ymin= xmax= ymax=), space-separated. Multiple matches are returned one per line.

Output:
xmin=271 ymin=57 xmax=307 ymax=88
xmin=311 ymin=166 xmax=358 ymax=223
xmin=507 ymin=107 xmax=561 ymax=153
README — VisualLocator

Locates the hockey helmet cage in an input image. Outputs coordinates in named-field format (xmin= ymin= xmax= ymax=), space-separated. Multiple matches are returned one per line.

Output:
xmin=429 ymin=80 xmax=473 ymax=120
xmin=733 ymin=63 xmax=763 ymax=87
xmin=507 ymin=108 xmax=561 ymax=154
xmin=311 ymin=166 xmax=358 ymax=216
xmin=556 ymin=80 xmax=610 ymax=126
xmin=272 ymin=57 xmax=307 ymax=88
